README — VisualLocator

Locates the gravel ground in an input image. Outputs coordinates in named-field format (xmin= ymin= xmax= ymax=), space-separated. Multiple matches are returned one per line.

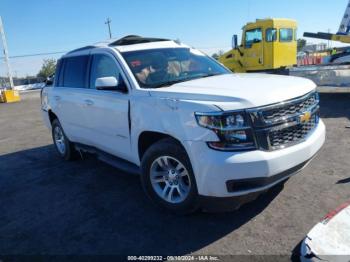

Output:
xmin=0 ymin=91 xmax=349 ymax=257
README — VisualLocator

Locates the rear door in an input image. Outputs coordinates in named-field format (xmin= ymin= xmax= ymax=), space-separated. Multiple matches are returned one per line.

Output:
xmin=264 ymin=28 xmax=277 ymax=69
xmin=81 ymin=51 xmax=131 ymax=160
xmin=50 ymin=54 xmax=91 ymax=144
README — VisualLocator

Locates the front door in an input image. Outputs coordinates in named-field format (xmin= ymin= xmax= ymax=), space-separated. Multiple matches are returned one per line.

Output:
xmin=82 ymin=51 xmax=131 ymax=160
xmin=243 ymin=28 xmax=264 ymax=71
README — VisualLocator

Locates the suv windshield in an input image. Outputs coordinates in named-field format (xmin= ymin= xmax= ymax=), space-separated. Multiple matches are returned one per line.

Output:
xmin=122 ymin=48 xmax=230 ymax=88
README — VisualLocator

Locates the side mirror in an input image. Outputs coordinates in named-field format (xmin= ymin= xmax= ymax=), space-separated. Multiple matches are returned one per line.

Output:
xmin=232 ymin=34 xmax=238 ymax=49
xmin=95 ymin=76 xmax=118 ymax=90
xmin=45 ymin=76 xmax=54 ymax=86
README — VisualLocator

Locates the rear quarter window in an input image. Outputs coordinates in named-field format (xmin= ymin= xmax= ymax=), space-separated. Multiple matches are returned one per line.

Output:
xmin=266 ymin=28 xmax=277 ymax=42
xmin=62 ymin=55 xmax=89 ymax=88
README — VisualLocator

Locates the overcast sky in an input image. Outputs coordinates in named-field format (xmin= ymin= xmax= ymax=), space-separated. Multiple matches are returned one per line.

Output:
xmin=0 ymin=0 xmax=349 ymax=77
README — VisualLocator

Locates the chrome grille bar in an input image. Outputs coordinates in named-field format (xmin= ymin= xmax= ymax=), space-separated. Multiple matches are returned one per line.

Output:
xmin=247 ymin=91 xmax=320 ymax=151
xmin=248 ymin=91 xmax=319 ymax=127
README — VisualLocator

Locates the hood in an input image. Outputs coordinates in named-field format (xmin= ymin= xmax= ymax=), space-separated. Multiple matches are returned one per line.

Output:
xmin=148 ymin=74 xmax=316 ymax=110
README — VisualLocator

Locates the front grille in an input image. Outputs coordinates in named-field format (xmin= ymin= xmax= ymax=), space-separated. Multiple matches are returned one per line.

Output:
xmin=261 ymin=93 xmax=318 ymax=124
xmin=268 ymin=115 xmax=318 ymax=149
xmin=249 ymin=92 xmax=320 ymax=151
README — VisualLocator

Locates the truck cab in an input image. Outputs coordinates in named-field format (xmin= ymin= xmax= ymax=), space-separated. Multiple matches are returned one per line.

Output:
xmin=219 ymin=18 xmax=297 ymax=73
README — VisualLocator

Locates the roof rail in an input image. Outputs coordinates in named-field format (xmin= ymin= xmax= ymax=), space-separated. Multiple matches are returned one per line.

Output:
xmin=109 ymin=35 xmax=171 ymax=46
xmin=66 ymin=45 xmax=96 ymax=55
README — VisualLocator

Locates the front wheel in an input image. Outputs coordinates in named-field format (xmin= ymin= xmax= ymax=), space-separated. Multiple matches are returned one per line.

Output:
xmin=140 ymin=138 xmax=199 ymax=214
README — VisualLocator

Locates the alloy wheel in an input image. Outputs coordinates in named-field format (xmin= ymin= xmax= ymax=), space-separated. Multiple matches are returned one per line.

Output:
xmin=150 ymin=156 xmax=191 ymax=204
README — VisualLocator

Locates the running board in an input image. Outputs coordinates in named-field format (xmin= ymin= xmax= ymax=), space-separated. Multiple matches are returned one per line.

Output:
xmin=75 ymin=143 xmax=140 ymax=175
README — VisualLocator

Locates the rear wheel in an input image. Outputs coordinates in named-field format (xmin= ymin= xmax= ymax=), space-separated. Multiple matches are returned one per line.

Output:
xmin=51 ymin=119 xmax=77 ymax=161
xmin=140 ymin=138 xmax=199 ymax=214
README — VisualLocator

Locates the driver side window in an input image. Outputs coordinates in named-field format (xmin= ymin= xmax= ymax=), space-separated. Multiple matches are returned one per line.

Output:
xmin=245 ymin=28 xmax=262 ymax=48
xmin=90 ymin=54 xmax=127 ymax=91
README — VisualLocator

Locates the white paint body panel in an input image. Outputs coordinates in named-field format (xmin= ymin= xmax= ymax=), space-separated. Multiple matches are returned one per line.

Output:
xmin=147 ymin=74 xmax=316 ymax=110
xmin=301 ymin=205 xmax=350 ymax=261
xmin=77 ymin=88 xmax=131 ymax=160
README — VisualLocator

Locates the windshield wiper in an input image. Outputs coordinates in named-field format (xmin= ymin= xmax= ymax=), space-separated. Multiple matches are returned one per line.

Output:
xmin=201 ymin=73 xmax=221 ymax=78
xmin=151 ymin=78 xmax=191 ymax=88
xmin=151 ymin=73 xmax=222 ymax=89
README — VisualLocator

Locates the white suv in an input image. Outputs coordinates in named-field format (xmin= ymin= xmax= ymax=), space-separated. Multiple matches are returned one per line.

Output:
xmin=41 ymin=36 xmax=326 ymax=213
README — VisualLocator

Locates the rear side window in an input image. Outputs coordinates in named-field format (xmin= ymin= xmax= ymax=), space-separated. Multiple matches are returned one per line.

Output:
xmin=62 ymin=56 xmax=89 ymax=88
xmin=279 ymin=28 xmax=293 ymax=42
xmin=266 ymin=28 xmax=277 ymax=42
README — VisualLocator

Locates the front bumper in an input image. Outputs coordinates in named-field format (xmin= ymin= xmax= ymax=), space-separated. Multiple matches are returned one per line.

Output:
xmin=184 ymin=119 xmax=326 ymax=198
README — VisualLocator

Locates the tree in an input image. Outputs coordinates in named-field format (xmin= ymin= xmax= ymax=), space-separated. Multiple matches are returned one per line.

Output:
xmin=212 ymin=53 xmax=219 ymax=60
xmin=297 ymin=39 xmax=307 ymax=52
xmin=37 ymin=58 xmax=57 ymax=79
xmin=212 ymin=50 xmax=224 ymax=60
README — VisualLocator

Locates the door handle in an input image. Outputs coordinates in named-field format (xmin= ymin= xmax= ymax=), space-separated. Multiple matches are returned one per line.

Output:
xmin=84 ymin=99 xmax=94 ymax=106
xmin=54 ymin=95 xmax=61 ymax=101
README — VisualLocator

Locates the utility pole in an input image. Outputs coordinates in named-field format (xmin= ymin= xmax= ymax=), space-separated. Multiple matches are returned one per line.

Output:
xmin=105 ymin=18 xmax=112 ymax=39
xmin=0 ymin=16 xmax=14 ymax=89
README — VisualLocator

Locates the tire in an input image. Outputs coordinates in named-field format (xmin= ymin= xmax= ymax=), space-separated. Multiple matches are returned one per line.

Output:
xmin=140 ymin=138 xmax=199 ymax=214
xmin=51 ymin=119 xmax=77 ymax=161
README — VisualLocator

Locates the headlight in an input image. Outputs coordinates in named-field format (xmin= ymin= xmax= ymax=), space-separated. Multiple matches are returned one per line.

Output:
xmin=195 ymin=111 xmax=256 ymax=151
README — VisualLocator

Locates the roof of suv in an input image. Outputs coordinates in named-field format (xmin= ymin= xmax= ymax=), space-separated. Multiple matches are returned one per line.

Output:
xmin=109 ymin=35 xmax=170 ymax=46
xmin=66 ymin=35 xmax=189 ymax=56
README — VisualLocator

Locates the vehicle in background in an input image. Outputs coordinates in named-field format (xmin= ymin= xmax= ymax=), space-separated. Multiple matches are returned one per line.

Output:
xmin=219 ymin=18 xmax=297 ymax=73
xmin=330 ymin=48 xmax=350 ymax=64
xmin=304 ymin=0 xmax=350 ymax=45
xmin=301 ymin=201 xmax=350 ymax=261
xmin=297 ymin=51 xmax=308 ymax=59
xmin=41 ymin=36 xmax=325 ymax=213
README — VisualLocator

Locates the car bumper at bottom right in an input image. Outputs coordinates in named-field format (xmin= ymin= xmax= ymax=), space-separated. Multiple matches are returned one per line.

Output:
xmin=185 ymin=119 xmax=326 ymax=198
xmin=300 ymin=202 xmax=350 ymax=261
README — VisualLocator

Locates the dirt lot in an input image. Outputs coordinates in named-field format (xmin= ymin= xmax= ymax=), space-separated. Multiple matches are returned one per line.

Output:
xmin=0 ymin=91 xmax=349 ymax=257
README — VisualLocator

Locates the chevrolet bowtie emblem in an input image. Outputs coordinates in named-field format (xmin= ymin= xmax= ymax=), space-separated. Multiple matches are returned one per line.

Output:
xmin=299 ymin=111 xmax=311 ymax=123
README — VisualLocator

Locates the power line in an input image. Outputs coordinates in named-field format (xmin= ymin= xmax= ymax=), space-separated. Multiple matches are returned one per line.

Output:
xmin=0 ymin=50 xmax=67 ymax=60
xmin=0 ymin=43 xmax=231 ymax=62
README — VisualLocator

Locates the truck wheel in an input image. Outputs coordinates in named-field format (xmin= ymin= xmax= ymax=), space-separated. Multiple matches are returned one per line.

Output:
xmin=51 ymin=119 xmax=76 ymax=161
xmin=140 ymin=138 xmax=199 ymax=214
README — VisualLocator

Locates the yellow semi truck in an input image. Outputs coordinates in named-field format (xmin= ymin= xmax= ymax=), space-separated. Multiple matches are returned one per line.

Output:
xmin=219 ymin=18 xmax=297 ymax=73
